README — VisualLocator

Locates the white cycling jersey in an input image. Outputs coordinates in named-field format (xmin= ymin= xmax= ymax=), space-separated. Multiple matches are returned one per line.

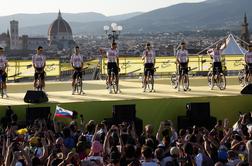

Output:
xmin=32 ymin=54 xmax=46 ymax=68
xmin=142 ymin=50 xmax=155 ymax=64
xmin=106 ymin=48 xmax=119 ymax=63
xmin=0 ymin=55 xmax=7 ymax=69
xmin=245 ymin=51 xmax=252 ymax=64
xmin=176 ymin=49 xmax=188 ymax=63
xmin=209 ymin=49 xmax=222 ymax=62
xmin=70 ymin=54 xmax=83 ymax=68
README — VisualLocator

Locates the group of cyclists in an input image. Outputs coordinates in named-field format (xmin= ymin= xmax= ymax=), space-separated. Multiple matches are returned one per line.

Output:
xmin=98 ymin=41 xmax=252 ymax=93
xmin=0 ymin=40 xmax=252 ymax=97
xmin=244 ymin=44 xmax=252 ymax=83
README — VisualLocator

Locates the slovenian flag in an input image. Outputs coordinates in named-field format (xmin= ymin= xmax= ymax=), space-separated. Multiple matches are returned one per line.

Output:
xmin=54 ymin=106 xmax=73 ymax=118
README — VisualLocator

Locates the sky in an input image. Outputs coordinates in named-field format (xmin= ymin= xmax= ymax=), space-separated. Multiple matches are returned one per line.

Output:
xmin=0 ymin=0 xmax=205 ymax=16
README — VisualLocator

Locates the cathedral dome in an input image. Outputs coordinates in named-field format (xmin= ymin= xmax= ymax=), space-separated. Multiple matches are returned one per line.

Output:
xmin=48 ymin=11 xmax=73 ymax=41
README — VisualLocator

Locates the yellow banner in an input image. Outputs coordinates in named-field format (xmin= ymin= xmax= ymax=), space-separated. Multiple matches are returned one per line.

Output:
xmin=7 ymin=60 xmax=60 ymax=80
xmin=101 ymin=55 xmax=245 ymax=74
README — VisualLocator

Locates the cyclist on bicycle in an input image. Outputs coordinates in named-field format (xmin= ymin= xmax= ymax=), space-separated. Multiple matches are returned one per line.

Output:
xmin=176 ymin=42 xmax=189 ymax=91
xmin=32 ymin=46 xmax=46 ymax=90
xmin=207 ymin=40 xmax=226 ymax=90
xmin=99 ymin=42 xmax=119 ymax=93
xmin=70 ymin=46 xmax=84 ymax=95
xmin=142 ymin=42 xmax=155 ymax=92
xmin=0 ymin=47 xmax=8 ymax=97
xmin=244 ymin=44 xmax=252 ymax=83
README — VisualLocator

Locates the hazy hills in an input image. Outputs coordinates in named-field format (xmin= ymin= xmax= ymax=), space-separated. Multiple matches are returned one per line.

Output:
xmin=1 ymin=0 xmax=251 ymax=36
xmin=0 ymin=12 xmax=142 ymax=35
xmin=121 ymin=0 xmax=252 ymax=33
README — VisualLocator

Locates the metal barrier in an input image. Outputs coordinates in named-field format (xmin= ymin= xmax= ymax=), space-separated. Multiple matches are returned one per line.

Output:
xmin=100 ymin=55 xmax=246 ymax=78
xmin=6 ymin=56 xmax=246 ymax=81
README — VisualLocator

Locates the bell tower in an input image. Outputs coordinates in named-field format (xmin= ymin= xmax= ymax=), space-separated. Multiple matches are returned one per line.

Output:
xmin=241 ymin=13 xmax=250 ymax=47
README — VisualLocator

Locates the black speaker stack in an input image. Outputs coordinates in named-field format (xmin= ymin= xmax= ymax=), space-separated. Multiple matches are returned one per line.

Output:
xmin=241 ymin=84 xmax=252 ymax=94
xmin=26 ymin=107 xmax=50 ymax=125
xmin=103 ymin=104 xmax=143 ymax=136
xmin=24 ymin=90 xmax=48 ymax=103
xmin=177 ymin=102 xmax=217 ymax=130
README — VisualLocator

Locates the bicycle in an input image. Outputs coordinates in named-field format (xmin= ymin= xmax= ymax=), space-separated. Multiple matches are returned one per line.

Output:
xmin=142 ymin=68 xmax=155 ymax=92
xmin=35 ymin=71 xmax=43 ymax=91
xmin=207 ymin=65 xmax=226 ymax=90
xmin=171 ymin=65 xmax=190 ymax=91
xmin=73 ymin=70 xmax=84 ymax=95
xmin=109 ymin=67 xmax=120 ymax=94
xmin=238 ymin=64 xmax=252 ymax=87
xmin=0 ymin=72 xmax=3 ymax=98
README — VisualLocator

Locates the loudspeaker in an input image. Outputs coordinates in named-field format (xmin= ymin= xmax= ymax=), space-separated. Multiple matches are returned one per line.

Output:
xmin=209 ymin=116 xmax=217 ymax=129
xmin=190 ymin=116 xmax=217 ymax=130
xmin=26 ymin=107 xmax=50 ymax=125
xmin=241 ymin=84 xmax=252 ymax=94
xmin=112 ymin=104 xmax=136 ymax=122
xmin=103 ymin=117 xmax=143 ymax=136
xmin=177 ymin=116 xmax=217 ymax=130
xmin=186 ymin=102 xmax=210 ymax=121
xmin=177 ymin=116 xmax=191 ymax=130
xmin=24 ymin=90 xmax=48 ymax=103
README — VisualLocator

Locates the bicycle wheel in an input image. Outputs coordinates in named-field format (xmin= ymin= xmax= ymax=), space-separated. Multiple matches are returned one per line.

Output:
xmin=145 ymin=71 xmax=150 ymax=91
xmin=115 ymin=82 xmax=119 ymax=94
xmin=207 ymin=71 xmax=213 ymax=88
xmin=238 ymin=69 xmax=246 ymax=87
xmin=76 ymin=82 xmax=80 ymax=94
xmin=111 ymin=74 xmax=117 ymax=94
xmin=77 ymin=78 xmax=83 ymax=94
xmin=150 ymin=75 xmax=154 ymax=92
xmin=182 ymin=74 xmax=189 ymax=91
xmin=112 ymin=82 xmax=116 ymax=94
xmin=0 ymin=82 xmax=3 ymax=98
xmin=146 ymin=76 xmax=151 ymax=91
xmin=248 ymin=72 xmax=252 ymax=84
xmin=218 ymin=73 xmax=226 ymax=90
xmin=80 ymin=79 xmax=83 ymax=94
xmin=36 ymin=79 xmax=40 ymax=91
xmin=171 ymin=74 xmax=178 ymax=89
xmin=36 ymin=74 xmax=42 ymax=91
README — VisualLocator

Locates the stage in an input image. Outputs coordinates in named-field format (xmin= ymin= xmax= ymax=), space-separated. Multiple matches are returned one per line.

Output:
xmin=0 ymin=77 xmax=245 ymax=105
xmin=0 ymin=77 xmax=251 ymax=129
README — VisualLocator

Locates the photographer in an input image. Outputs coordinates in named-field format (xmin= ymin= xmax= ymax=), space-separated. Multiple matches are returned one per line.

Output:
xmin=103 ymin=125 xmax=124 ymax=157
xmin=5 ymin=142 xmax=31 ymax=166
xmin=156 ymin=120 xmax=178 ymax=145
xmin=139 ymin=124 xmax=157 ymax=147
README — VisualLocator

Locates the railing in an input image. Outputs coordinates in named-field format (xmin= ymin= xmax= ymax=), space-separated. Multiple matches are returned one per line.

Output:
xmin=5 ymin=55 xmax=246 ymax=81
xmin=6 ymin=60 xmax=60 ymax=81
xmin=100 ymin=55 xmax=246 ymax=77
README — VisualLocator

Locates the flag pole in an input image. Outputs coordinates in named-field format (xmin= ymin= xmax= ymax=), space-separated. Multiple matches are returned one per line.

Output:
xmin=53 ymin=104 xmax=60 ymax=120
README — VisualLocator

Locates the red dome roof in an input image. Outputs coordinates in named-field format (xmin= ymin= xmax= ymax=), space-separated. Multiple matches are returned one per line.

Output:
xmin=48 ymin=11 xmax=72 ymax=36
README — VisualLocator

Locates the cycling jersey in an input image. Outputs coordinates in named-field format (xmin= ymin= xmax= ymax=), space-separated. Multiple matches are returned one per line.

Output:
xmin=142 ymin=50 xmax=155 ymax=64
xmin=70 ymin=54 xmax=83 ymax=68
xmin=32 ymin=54 xmax=46 ymax=68
xmin=0 ymin=55 xmax=7 ymax=70
xmin=106 ymin=48 xmax=119 ymax=63
xmin=210 ymin=50 xmax=222 ymax=62
xmin=176 ymin=49 xmax=188 ymax=63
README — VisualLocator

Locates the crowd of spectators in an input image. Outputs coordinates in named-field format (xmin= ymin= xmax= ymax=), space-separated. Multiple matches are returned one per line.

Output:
xmin=0 ymin=106 xmax=252 ymax=166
